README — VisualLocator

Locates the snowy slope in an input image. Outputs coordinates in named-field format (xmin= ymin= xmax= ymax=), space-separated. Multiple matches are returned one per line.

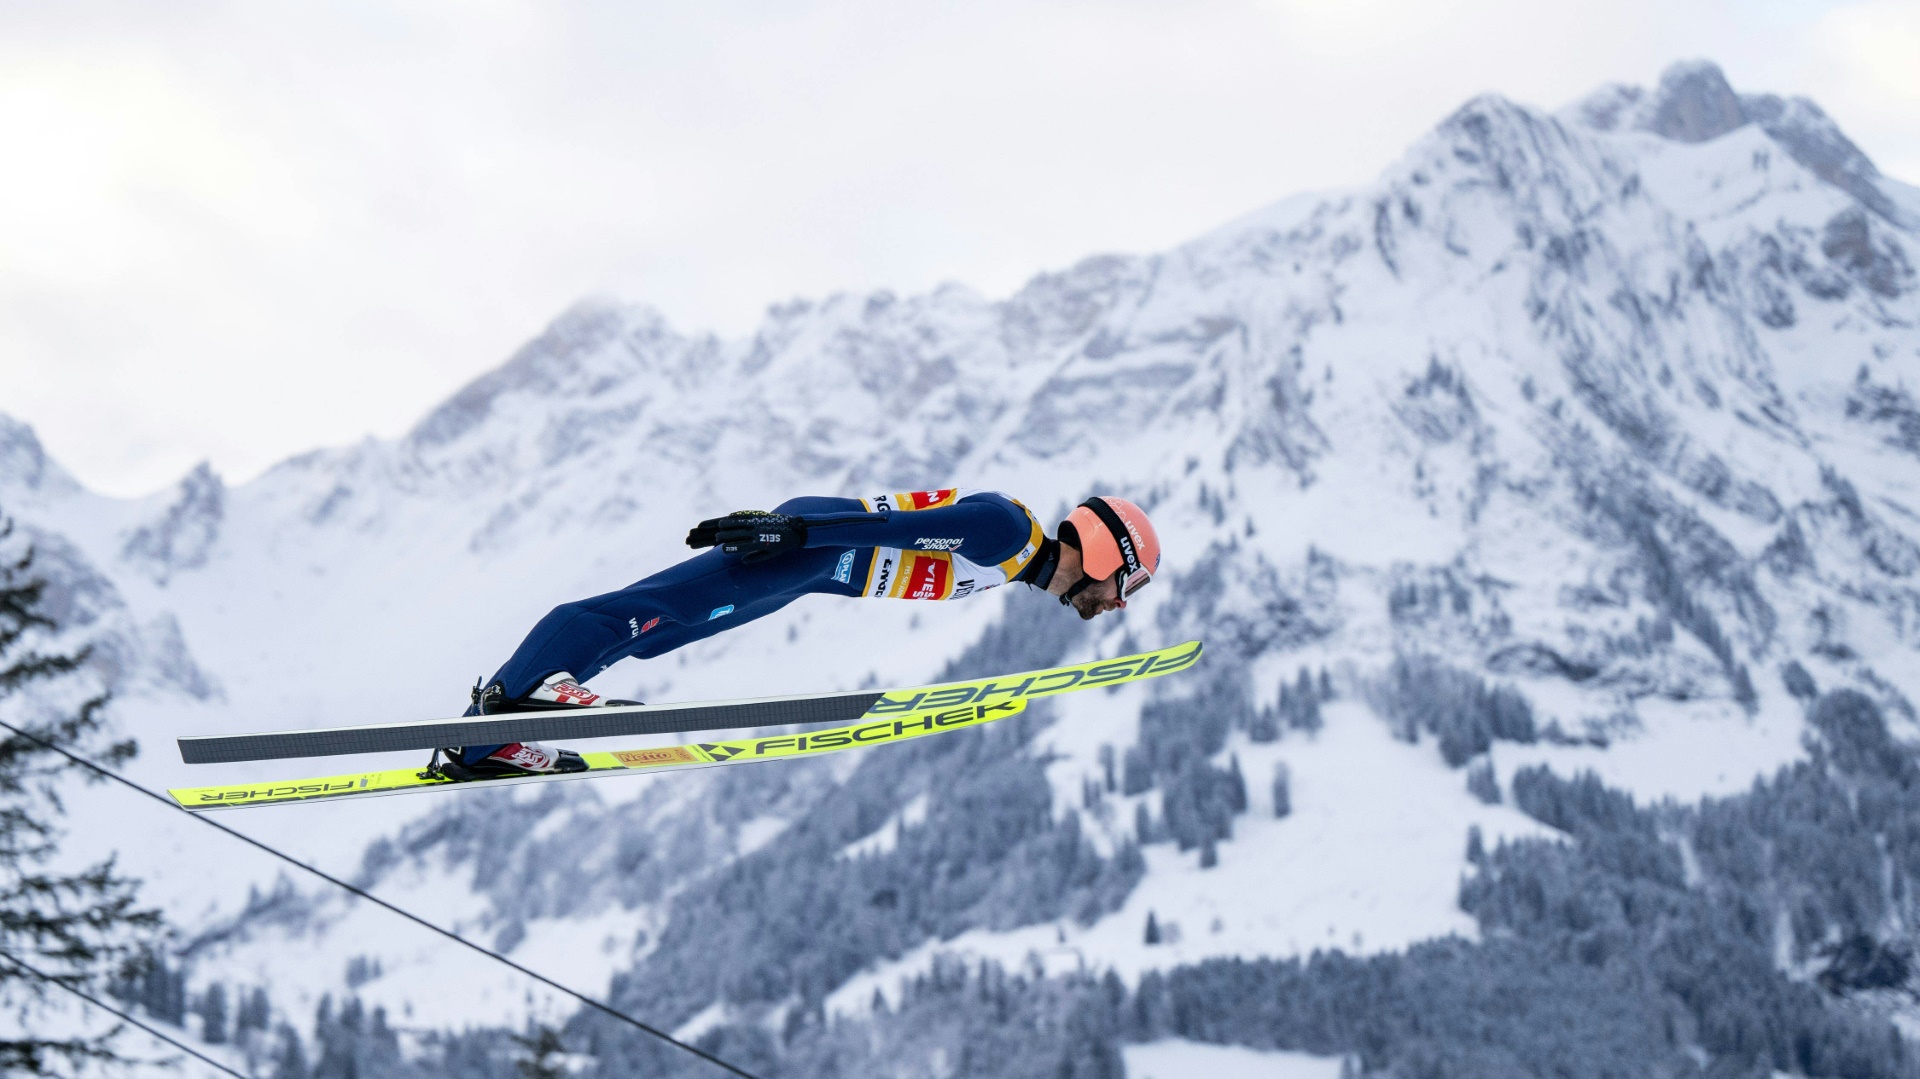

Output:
xmin=3 ymin=57 xmax=1918 ymax=1067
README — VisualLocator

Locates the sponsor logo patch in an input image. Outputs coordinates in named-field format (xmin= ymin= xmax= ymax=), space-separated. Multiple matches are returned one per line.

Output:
xmin=691 ymin=702 xmax=1020 ymax=764
xmin=915 ymin=537 xmax=963 ymax=551
xmin=614 ymin=746 xmax=698 ymax=769
xmin=708 ymin=605 xmax=735 ymax=620
xmin=497 ymin=743 xmax=557 ymax=768
xmin=629 ymin=617 xmax=641 ymax=638
xmin=904 ymin=554 xmax=950 ymax=600
xmin=869 ymin=641 xmax=1203 ymax=715
xmin=834 ymin=550 xmax=855 ymax=584
xmin=194 ymin=777 xmax=371 ymax=803
xmin=868 ymin=489 xmax=958 ymax=514
xmin=547 ymin=682 xmax=599 ymax=706
xmin=642 ymin=616 xmax=661 ymax=633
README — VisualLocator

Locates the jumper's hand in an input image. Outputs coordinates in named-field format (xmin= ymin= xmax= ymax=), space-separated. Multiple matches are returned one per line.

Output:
xmin=686 ymin=512 xmax=808 ymax=564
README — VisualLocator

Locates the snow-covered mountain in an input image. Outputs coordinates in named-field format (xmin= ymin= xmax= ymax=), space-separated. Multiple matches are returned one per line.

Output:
xmin=7 ymin=58 xmax=1920 ymax=1076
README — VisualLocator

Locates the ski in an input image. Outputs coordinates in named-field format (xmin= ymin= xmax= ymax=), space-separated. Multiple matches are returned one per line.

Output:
xmin=176 ymin=640 xmax=1204 ymax=764
xmin=169 ymin=698 xmax=1033 ymax=811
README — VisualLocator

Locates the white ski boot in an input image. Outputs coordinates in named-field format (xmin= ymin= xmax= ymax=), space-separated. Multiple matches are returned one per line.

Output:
xmin=434 ymin=673 xmax=637 ymax=781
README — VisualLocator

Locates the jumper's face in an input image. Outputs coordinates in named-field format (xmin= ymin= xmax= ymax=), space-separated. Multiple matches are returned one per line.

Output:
xmin=1069 ymin=573 xmax=1127 ymax=620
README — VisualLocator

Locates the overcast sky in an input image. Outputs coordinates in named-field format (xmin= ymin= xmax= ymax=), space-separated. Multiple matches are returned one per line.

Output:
xmin=4 ymin=0 xmax=1916 ymax=496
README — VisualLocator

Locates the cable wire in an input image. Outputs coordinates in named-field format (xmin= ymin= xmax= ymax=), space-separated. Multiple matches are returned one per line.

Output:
xmin=0 ymin=947 xmax=247 ymax=1079
xmin=0 ymin=718 xmax=761 ymax=1079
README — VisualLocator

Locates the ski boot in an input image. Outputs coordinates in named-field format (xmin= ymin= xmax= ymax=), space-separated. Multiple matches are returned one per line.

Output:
xmin=469 ymin=672 xmax=640 ymax=715
xmin=429 ymin=673 xmax=638 ymax=782
xmin=429 ymin=741 xmax=587 ymax=781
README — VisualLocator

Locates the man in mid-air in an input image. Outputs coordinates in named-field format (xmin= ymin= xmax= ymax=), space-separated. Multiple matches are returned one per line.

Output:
xmin=433 ymin=489 xmax=1162 ymax=780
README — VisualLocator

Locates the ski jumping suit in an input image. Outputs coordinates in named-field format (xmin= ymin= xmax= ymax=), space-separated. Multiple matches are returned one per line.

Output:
xmin=468 ymin=490 xmax=1046 ymax=727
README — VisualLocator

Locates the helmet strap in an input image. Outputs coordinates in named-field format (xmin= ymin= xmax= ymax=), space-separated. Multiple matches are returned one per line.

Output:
xmin=1078 ymin=498 xmax=1144 ymax=579
xmin=1060 ymin=572 xmax=1100 ymax=607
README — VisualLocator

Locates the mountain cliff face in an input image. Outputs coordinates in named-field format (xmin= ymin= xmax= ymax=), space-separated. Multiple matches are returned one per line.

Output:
xmin=5 ymin=59 xmax=1920 ymax=1076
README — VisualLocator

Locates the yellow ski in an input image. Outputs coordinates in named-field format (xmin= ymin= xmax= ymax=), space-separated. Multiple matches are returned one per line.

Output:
xmin=172 ymin=699 xmax=1031 ymax=811
xmin=178 ymin=640 xmax=1204 ymax=765
xmin=169 ymin=639 xmax=1204 ymax=811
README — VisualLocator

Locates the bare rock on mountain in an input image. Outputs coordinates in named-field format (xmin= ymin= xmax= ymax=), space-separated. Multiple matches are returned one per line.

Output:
xmin=1637 ymin=59 xmax=1748 ymax=144
xmin=121 ymin=462 xmax=224 ymax=585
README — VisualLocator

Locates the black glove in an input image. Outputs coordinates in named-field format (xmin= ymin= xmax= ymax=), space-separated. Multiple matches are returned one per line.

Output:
xmin=685 ymin=511 xmax=808 ymax=564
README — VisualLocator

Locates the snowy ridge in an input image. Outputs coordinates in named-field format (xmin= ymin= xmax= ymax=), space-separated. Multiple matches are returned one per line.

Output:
xmin=3 ymin=58 xmax=1919 ymax=1075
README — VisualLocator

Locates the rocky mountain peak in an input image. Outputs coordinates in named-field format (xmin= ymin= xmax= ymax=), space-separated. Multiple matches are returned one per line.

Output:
xmin=120 ymin=461 xmax=225 ymax=585
xmin=1638 ymin=59 xmax=1747 ymax=143
xmin=407 ymin=298 xmax=679 ymax=451
xmin=0 ymin=412 xmax=81 ymax=502
xmin=1562 ymin=60 xmax=1904 ymax=225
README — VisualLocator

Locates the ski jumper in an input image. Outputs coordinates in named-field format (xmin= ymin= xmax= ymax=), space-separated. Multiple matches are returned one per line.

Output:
xmin=475 ymin=490 xmax=1045 ymax=710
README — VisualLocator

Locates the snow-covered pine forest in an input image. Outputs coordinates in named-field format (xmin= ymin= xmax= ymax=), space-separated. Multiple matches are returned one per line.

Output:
xmin=4 ymin=58 xmax=1920 ymax=1077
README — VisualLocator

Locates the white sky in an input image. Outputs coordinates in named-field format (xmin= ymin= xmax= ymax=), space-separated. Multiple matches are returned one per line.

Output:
xmin=3 ymin=0 xmax=1916 ymax=497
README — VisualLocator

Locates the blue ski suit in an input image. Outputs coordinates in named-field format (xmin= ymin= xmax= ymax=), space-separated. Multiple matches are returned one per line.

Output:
xmin=461 ymin=490 xmax=1048 ymax=747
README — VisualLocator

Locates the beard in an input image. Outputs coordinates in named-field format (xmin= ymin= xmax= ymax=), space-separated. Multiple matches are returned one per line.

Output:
xmin=1069 ymin=590 xmax=1104 ymax=620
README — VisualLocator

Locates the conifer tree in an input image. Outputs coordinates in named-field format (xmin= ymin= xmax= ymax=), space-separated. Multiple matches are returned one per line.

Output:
xmin=198 ymin=982 xmax=229 ymax=1045
xmin=270 ymin=1022 xmax=308 ymax=1079
xmin=0 ymin=519 xmax=162 ymax=1073
xmin=236 ymin=985 xmax=272 ymax=1038
xmin=1271 ymin=762 xmax=1292 ymax=818
xmin=513 ymin=1024 xmax=570 ymax=1079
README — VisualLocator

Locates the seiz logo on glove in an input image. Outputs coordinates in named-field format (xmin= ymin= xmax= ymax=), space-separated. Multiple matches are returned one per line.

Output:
xmin=685 ymin=511 xmax=809 ymax=564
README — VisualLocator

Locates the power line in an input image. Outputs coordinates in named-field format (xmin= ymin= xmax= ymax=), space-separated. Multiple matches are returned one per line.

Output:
xmin=0 ymin=947 xmax=247 ymax=1079
xmin=0 ymin=718 xmax=762 ymax=1079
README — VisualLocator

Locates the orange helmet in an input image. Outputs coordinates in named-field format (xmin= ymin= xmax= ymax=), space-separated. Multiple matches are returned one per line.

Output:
xmin=1064 ymin=496 xmax=1161 ymax=599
